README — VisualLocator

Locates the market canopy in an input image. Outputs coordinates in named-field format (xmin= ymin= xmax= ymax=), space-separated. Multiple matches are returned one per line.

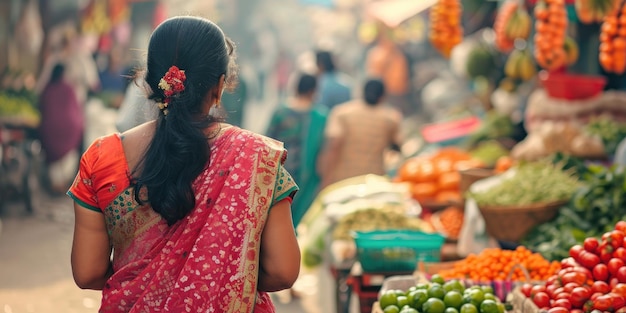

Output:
xmin=366 ymin=0 xmax=437 ymax=28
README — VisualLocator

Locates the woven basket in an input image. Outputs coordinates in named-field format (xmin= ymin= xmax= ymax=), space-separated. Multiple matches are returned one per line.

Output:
xmin=478 ymin=201 xmax=566 ymax=243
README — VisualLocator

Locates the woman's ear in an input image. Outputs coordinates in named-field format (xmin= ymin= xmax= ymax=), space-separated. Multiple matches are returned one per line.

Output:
xmin=215 ymin=74 xmax=226 ymax=101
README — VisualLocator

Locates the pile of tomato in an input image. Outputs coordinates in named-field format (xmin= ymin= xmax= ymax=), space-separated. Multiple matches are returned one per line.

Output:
xmin=521 ymin=221 xmax=626 ymax=313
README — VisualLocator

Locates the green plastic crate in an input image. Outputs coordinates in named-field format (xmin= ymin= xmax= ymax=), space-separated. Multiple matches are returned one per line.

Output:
xmin=351 ymin=230 xmax=445 ymax=273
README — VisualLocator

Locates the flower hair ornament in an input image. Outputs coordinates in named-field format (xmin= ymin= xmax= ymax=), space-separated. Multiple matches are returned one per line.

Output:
xmin=157 ymin=66 xmax=186 ymax=115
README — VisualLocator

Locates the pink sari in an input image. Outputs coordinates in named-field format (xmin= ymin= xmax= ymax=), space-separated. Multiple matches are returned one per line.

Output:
xmin=68 ymin=127 xmax=298 ymax=312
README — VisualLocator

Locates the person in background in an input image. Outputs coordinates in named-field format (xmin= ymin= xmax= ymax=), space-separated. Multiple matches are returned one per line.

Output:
xmin=36 ymin=28 xmax=100 ymax=107
xmin=318 ymin=78 xmax=402 ymax=188
xmin=97 ymin=47 xmax=128 ymax=109
xmin=38 ymin=64 xmax=84 ymax=194
xmin=67 ymin=16 xmax=300 ymax=312
xmin=315 ymin=50 xmax=353 ymax=110
xmin=265 ymin=73 xmax=327 ymax=228
xmin=365 ymin=27 xmax=412 ymax=117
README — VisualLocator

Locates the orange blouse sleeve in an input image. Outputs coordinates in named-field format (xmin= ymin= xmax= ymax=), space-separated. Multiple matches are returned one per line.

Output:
xmin=67 ymin=134 xmax=129 ymax=213
xmin=67 ymin=139 xmax=102 ymax=212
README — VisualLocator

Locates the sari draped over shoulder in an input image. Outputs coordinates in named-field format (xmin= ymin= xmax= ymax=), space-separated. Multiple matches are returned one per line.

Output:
xmin=68 ymin=127 xmax=298 ymax=313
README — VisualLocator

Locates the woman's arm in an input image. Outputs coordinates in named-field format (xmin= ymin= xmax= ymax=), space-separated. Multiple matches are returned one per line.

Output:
xmin=71 ymin=203 xmax=112 ymax=290
xmin=258 ymin=199 xmax=300 ymax=292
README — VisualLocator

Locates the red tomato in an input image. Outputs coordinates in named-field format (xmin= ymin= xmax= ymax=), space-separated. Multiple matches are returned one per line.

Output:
xmin=591 ymin=292 xmax=603 ymax=301
xmin=585 ymin=237 xmax=600 ymax=253
xmin=578 ymin=251 xmax=601 ymax=269
xmin=613 ymin=283 xmax=626 ymax=297
xmin=604 ymin=231 xmax=625 ymax=250
xmin=617 ymin=266 xmax=626 ymax=283
xmin=554 ymin=292 xmax=571 ymax=300
xmin=612 ymin=293 xmax=626 ymax=310
xmin=615 ymin=247 xmax=626 ymax=262
xmin=521 ymin=283 xmax=533 ymax=297
xmin=615 ymin=221 xmax=626 ymax=233
xmin=560 ymin=272 xmax=587 ymax=286
xmin=570 ymin=287 xmax=591 ymax=308
xmin=533 ymin=292 xmax=551 ymax=308
xmin=553 ymin=298 xmax=572 ymax=310
xmin=570 ymin=245 xmax=584 ymax=259
xmin=546 ymin=284 xmax=559 ymax=298
xmin=593 ymin=263 xmax=610 ymax=281
xmin=594 ymin=295 xmax=614 ymax=311
xmin=570 ymin=310 xmax=584 ymax=313
xmin=531 ymin=285 xmax=547 ymax=297
xmin=592 ymin=281 xmax=611 ymax=294
xmin=563 ymin=282 xmax=579 ymax=293
xmin=609 ymin=258 xmax=625 ymax=276
xmin=561 ymin=257 xmax=579 ymax=269
xmin=600 ymin=246 xmax=614 ymax=264
xmin=547 ymin=308 xmax=569 ymax=313
xmin=546 ymin=275 xmax=560 ymax=287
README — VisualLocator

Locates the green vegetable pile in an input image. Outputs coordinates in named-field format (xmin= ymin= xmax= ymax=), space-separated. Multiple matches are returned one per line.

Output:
xmin=522 ymin=160 xmax=626 ymax=261
xmin=585 ymin=117 xmax=626 ymax=156
xmin=468 ymin=161 xmax=579 ymax=207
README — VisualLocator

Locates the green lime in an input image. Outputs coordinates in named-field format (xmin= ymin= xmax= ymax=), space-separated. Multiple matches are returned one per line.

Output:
xmin=481 ymin=286 xmax=494 ymax=295
xmin=423 ymin=298 xmax=446 ymax=313
xmin=480 ymin=299 xmax=499 ymax=313
xmin=384 ymin=305 xmax=401 ymax=313
xmin=444 ymin=291 xmax=464 ymax=310
xmin=400 ymin=307 xmax=419 ymax=313
xmin=467 ymin=289 xmax=484 ymax=307
xmin=408 ymin=286 xmax=418 ymax=293
xmin=380 ymin=291 xmax=399 ymax=309
xmin=428 ymin=284 xmax=446 ymax=299
xmin=445 ymin=308 xmax=460 ymax=313
xmin=459 ymin=303 xmax=479 ymax=313
xmin=394 ymin=289 xmax=407 ymax=297
xmin=496 ymin=303 xmax=505 ymax=313
xmin=483 ymin=293 xmax=497 ymax=301
xmin=397 ymin=296 xmax=410 ymax=308
xmin=409 ymin=289 xmax=429 ymax=310
xmin=431 ymin=274 xmax=446 ymax=285
xmin=443 ymin=280 xmax=465 ymax=293
xmin=416 ymin=283 xmax=430 ymax=290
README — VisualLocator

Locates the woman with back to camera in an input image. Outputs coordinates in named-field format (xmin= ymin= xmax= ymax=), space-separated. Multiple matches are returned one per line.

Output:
xmin=67 ymin=16 xmax=301 ymax=313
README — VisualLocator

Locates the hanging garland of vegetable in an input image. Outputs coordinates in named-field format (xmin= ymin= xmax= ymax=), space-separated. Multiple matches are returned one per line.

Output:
xmin=599 ymin=0 xmax=626 ymax=74
xmin=575 ymin=0 xmax=620 ymax=24
xmin=533 ymin=0 xmax=569 ymax=71
xmin=428 ymin=0 xmax=464 ymax=58
xmin=494 ymin=0 xmax=532 ymax=53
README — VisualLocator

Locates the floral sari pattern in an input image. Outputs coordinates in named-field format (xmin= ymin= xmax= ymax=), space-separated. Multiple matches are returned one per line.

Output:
xmin=68 ymin=127 xmax=298 ymax=313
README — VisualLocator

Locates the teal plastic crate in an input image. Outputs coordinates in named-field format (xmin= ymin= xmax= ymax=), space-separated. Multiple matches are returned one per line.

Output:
xmin=351 ymin=230 xmax=445 ymax=273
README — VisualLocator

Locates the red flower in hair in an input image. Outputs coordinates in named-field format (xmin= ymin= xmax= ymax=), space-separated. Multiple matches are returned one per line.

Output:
xmin=158 ymin=66 xmax=186 ymax=100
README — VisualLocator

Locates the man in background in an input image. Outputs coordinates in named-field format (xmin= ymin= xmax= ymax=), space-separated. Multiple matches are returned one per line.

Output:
xmin=315 ymin=50 xmax=352 ymax=110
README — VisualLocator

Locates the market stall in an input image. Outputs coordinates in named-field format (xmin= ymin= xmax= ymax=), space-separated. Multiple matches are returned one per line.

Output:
xmin=299 ymin=0 xmax=626 ymax=311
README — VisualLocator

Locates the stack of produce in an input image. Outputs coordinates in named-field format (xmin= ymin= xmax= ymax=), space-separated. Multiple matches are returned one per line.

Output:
xmin=585 ymin=117 xmax=626 ymax=155
xmin=520 ymin=221 xmax=626 ymax=313
xmin=533 ymin=0 xmax=568 ymax=71
xmin=429 ymin=0 xmax=463 ymax=58
xmin=523 ymin=162 xmax=626 ymax=261
xmin=332 ymin=208 xmax=432 ymax=241
xmin=494 ymin=0 xmax=532 ymax=52
xmin=378 ymin=275 xmax=506 ymax=313
xmin=468 ymin=161 xmax=579 ymax=207
xmin=431 ymin=206 xmax=465 ymax=240
xmin=599 ymin=0 xmax=626 ymax=74
xmin=396 ymin=148 xmax=485 ymax=205
xmin=439 ymin=246 xmax=561 ymax=282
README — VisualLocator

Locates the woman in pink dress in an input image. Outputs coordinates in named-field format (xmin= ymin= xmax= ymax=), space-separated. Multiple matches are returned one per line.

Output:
xmin=67 ymin=16 xmax=301 ymax=313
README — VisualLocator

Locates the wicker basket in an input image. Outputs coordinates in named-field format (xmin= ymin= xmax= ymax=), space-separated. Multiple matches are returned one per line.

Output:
xmin=478 ymin=201 xmax=566 ymax=243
